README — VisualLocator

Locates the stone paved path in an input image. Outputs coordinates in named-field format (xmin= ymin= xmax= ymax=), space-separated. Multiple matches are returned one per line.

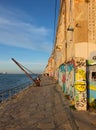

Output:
xmin=0 ymin=76 xmax=75 ymax=130
xmin=0 ymin=76 xmax=96 ymax=130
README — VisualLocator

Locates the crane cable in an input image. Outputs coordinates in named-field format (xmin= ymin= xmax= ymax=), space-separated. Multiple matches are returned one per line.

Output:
xmin=11 ymin=58 xmax=36 ymax=82
xmin=18 ymin=62 xmax=34 ymax=75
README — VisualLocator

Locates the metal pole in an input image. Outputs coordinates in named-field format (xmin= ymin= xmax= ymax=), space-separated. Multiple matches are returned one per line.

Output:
xmin=12 ymin=58 xmax=34 ymax=82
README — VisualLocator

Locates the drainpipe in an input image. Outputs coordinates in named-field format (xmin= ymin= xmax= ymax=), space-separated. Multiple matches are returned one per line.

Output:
xmin=64 ymin=0 xmax=67 ymax=63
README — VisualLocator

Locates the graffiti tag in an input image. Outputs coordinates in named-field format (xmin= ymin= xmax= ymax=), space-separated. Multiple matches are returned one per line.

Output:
xmin=75 ymin=82 xmax=86 ymax=92
xmin=76 ymin=68 xmax=86 ymax=81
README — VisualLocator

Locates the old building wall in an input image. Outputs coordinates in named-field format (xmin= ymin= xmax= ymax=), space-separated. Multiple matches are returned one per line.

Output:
xmin=74 ymin=0 xmax=96 ymax=59
xmin=74 ymin=0 xmax=88 ymax=43
xmin=65 ymin=0 xmax=75 ymax=61
xmin=45 ymin=0 xmax=96 ymax=111
xmin=88 ymin=0 xmax=96 ymax=43
xmin=75 ymin=42 xmax=96 ymax=59
xmin=74 ymin=57 xmax=87 ymax=111
xmin=86 ymin=61 xmax=96 ymax=104
xmin=54 ymin=0 xmax=66 ymax=68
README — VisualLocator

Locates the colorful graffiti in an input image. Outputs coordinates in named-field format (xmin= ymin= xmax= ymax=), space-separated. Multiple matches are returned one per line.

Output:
xmin=62 ymin=74 xmax=66 ymax=93
xmin=75 ymin=91 xmax=87 ymax=110
xmin=87 ymin=61 xmax=96 ymax=103
xmin=58 ymin=58 xmax=87 ymax=110
xmin=59 ymin=64 xmax=66 ymax=92
xmin=75 ymin=68 xmax=86 ymax=81
xmin=89 ymin=86 xmax=96 ymax=91
xmin=62 ymin=74 xmax=66 ymax=83
xmin=75 ymin=57 xmax=87 ymax=111
xmin=87 ymin=60 xmax=96 ymax=65
xmin=75 ymin=82 xmax=86 ymax=92
xmin=59 ymin=62 xmax=74 ymax=98
xmin=66 ymin=64 xmax=74 ymax=98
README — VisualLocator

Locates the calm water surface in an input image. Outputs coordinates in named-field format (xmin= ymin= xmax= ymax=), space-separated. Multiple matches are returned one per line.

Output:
xmin=0 ymin=74 xmax=37 ymax=91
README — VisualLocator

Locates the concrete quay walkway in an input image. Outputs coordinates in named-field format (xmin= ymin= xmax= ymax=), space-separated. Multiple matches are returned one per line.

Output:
xmin=0 ymin=76 xmax=96 ymax=130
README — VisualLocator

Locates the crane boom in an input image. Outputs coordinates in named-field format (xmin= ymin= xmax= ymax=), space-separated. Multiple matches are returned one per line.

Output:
xmin=11 ymin=58 xmax=34 ymax=82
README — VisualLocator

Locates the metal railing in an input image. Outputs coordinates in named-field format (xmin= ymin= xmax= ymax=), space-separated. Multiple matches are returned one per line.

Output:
xmin=0 ymin=81 xmax=32 ymax=103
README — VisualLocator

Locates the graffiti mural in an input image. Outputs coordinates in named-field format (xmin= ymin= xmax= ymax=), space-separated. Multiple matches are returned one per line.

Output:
xmin=59 ymin=64 xmax=66 ymax=93
xmin=58 ymin=58 xmax=87 ymax=110
xmin=75 ymin=92 xmax=87 ymax=109
xmin=59 ymin=61 xmax=75 ymax=97
xmin=66 ymin=63 xmax=74 ymax=99
xmin=87 ymin=60 xmax=96 ymax=103
xmin=75 ymin=57 xmax=87 ymax=111
xmin=58 ymin=68 xmax=63 ymax=88
xmin=75 ymin=81 xmax=86 ymax=92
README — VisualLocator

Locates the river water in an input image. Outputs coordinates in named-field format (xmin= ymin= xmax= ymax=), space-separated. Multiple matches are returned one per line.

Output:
xmin=0 ymin=74 xmax=37 ymax=92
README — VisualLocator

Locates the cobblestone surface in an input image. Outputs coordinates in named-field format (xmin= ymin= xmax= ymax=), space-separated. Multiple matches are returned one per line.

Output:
xmin=0 ymin=76 xmax=96 ymax=130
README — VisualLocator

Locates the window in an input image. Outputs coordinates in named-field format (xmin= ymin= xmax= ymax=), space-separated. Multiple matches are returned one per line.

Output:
xmin=92 ymin=72 xmax=96 ymax=81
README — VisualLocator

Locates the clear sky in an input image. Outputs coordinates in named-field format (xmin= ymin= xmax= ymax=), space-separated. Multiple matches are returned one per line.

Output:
xmin=0 ymin=0 xmax=60 ymax=74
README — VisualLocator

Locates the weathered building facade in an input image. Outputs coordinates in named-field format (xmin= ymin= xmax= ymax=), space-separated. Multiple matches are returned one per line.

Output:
xmin=45 ymin=0 xmax=96 ymax=111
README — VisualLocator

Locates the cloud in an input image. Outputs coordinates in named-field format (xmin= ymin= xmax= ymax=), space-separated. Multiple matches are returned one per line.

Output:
xmin=0 ymin=5 xmax=53 ymax=52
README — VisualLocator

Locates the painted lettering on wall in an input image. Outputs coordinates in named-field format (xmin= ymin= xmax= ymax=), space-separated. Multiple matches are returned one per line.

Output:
xmin=75 ymin=82 xmax=86 ymax=92
xmin=75 ymin=69 xmax=86 ymax=81
xmin=75 ymin=57 xmax=87 ymax=111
